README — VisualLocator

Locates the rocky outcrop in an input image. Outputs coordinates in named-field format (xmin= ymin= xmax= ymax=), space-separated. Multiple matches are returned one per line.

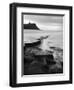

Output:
xmin=24 ymin=22 xmax=40 ymax=30
xmin=23 ymin=45 xmax=63 ymax=75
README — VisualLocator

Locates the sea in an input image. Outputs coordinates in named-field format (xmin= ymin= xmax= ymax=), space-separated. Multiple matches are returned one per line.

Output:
xmin=23 ymin=30 xmax=63 ymax=49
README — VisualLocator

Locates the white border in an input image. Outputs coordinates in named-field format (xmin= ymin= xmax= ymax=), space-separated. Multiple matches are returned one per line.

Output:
xmin=16 ymin=7 xmax=70 ymax=83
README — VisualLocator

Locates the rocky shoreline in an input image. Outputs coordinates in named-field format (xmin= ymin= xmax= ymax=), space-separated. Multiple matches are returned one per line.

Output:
xmin=23 ymin=45 xmax=63 ymax=75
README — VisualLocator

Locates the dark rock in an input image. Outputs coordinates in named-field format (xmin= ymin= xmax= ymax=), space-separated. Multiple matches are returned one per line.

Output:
xmin=23 ymin=45 xmax=63 ymax=75
xmin=24 ymin=40 xmax=41 ymax=48
xmin=24 ymin=22 xmax=40 ymax=30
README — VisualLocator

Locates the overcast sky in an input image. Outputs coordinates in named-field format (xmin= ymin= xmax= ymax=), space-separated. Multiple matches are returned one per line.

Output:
xmin=23 ymin=14 xmax=63 ymax=31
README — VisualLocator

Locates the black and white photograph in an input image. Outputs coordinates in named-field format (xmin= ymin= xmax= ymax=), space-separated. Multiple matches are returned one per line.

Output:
xmin=23 ymin=14 xmax=63 ymax=75
xmin=10 ymin=3 xmax=72 ymax=87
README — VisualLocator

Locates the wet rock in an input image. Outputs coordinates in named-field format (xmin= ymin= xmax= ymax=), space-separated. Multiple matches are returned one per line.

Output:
xmin=23 ymin=46 xmax=63 ymax=75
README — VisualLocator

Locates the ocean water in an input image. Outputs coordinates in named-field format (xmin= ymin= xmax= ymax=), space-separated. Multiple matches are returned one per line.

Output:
xmin=23 ymin=30 xmax=63 ymax=49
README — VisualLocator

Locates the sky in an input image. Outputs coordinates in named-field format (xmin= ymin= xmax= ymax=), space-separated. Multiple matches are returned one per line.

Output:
xmin=23 ymin=14 xmax=63 ymax=31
